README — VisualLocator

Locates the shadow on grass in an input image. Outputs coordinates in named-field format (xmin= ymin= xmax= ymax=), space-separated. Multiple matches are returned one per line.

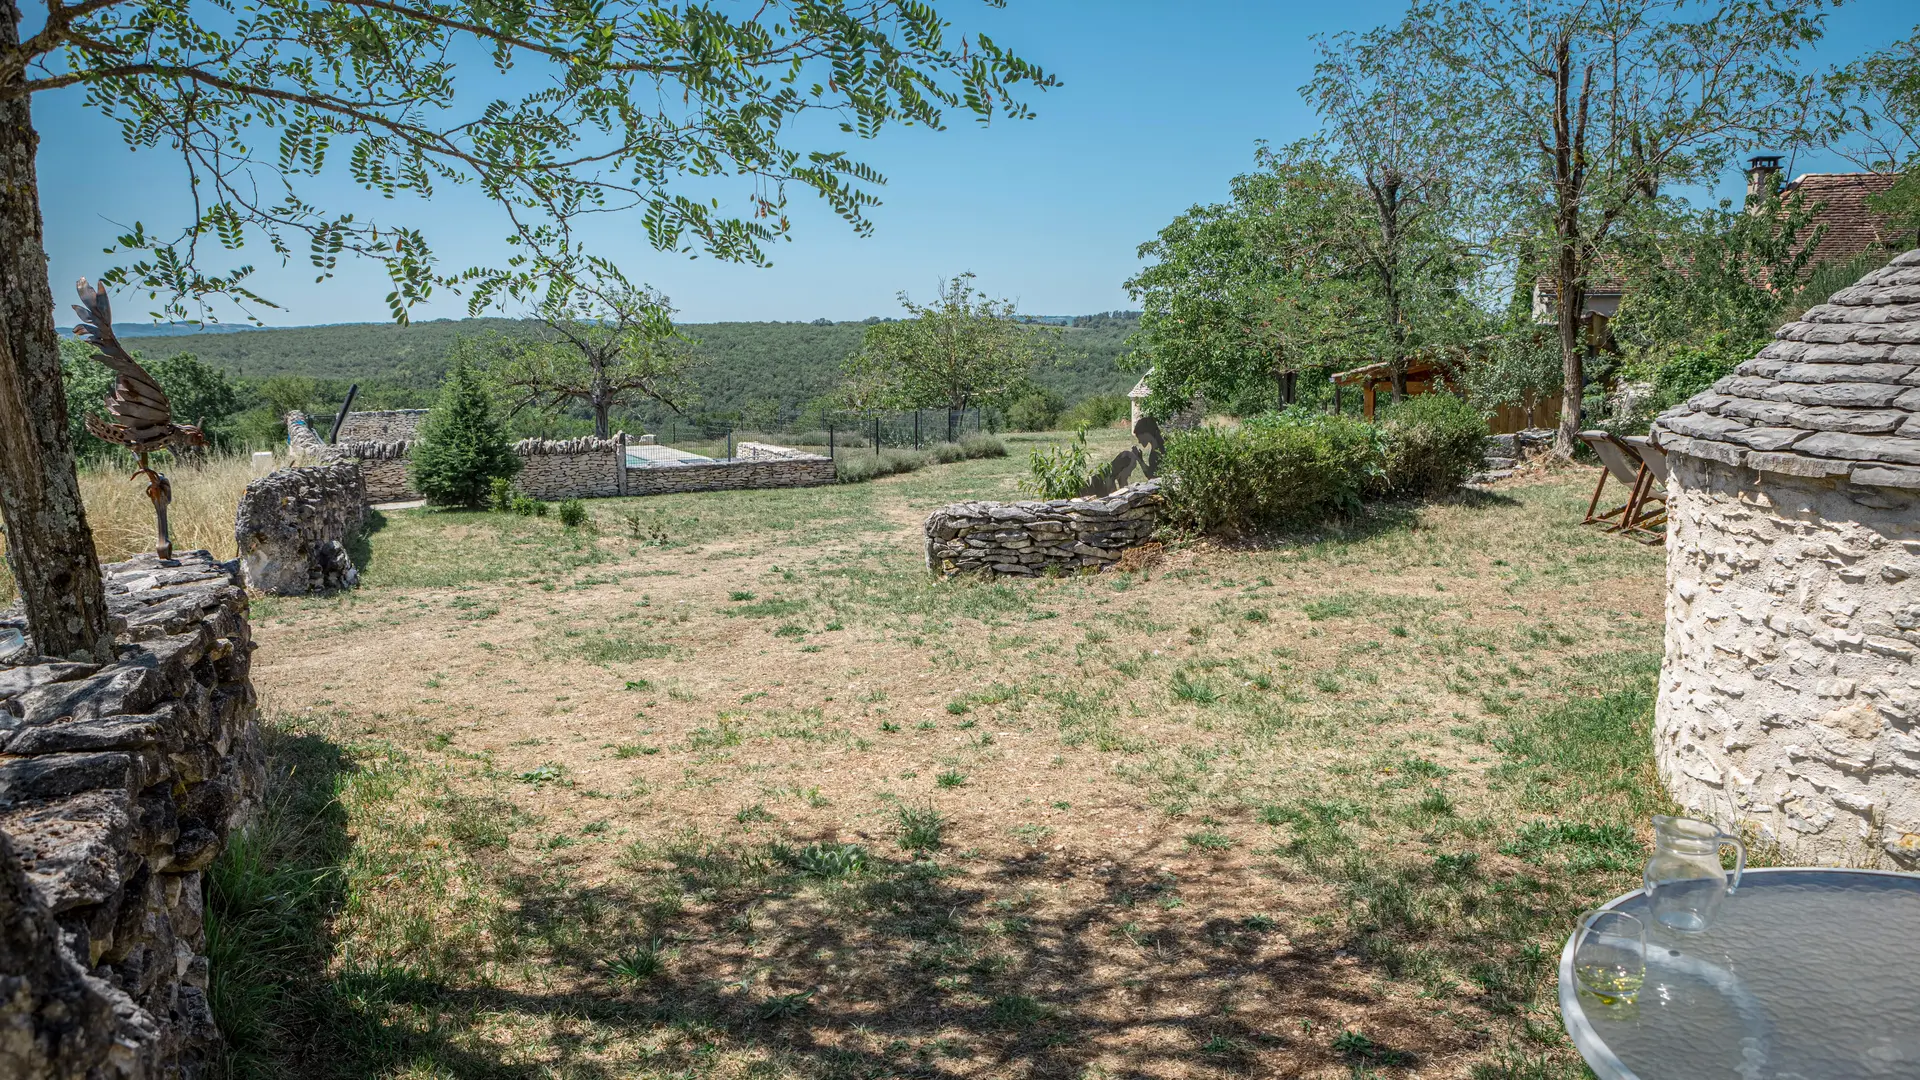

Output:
xmin=211 ymin=653 xmax=1657 ymax=1080
xmin=208 ymin=721 xmax=1447 ymax=1079
xmin=343 ymin=508 xmax=386 ymax=574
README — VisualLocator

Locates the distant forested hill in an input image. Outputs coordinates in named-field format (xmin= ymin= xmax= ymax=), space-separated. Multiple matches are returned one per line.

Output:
xmin=94 ymin=313 xmax=1143 ymax=421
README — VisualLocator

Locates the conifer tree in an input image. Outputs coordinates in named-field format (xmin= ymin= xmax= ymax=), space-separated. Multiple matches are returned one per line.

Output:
xmin=411 ymin=359 xmax=519 ymax=508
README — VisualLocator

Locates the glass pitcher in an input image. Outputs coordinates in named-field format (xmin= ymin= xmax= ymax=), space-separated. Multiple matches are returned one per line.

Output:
xmin=1644 ymin=815 xmax=1744 ymax=933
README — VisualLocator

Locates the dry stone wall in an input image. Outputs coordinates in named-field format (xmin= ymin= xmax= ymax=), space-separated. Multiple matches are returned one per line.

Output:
xmin=625 ymin=443 xmax=834 ymax=496
xmin=0 ymin=552 xmax=262 ymax=1078
xmin=233 ymin=463 xmax=366 ymax=594
xmin=334 ymin=409 xmax=426 ymax=442
xmin=924 ymin=482 xmax=1162 ymax=576
xmin=514 ymin=435 xmax=627 ymax=500
xmin=284 ymin=410 xmax=328 ymax=459
xmin=1658 ymin=448 xmax=1920 ymax=868
xmin=288 ymin=413 xmax=835 ymax=502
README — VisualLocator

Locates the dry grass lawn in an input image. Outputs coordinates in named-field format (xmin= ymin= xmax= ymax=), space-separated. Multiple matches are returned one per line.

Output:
xmin=216 ymin=429 xmax=1670 ymax=1080
xmin=0 ymin=451 xmax=265 ymax=607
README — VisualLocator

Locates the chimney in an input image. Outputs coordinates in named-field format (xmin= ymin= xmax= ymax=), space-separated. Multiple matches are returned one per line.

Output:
xmin=1745 ymin=155 xmax=1783 ymax=204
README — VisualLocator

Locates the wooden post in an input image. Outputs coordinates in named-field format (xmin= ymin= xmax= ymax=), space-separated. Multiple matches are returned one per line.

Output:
xmin=1363 ymin=382 xmax=1377 ymax=420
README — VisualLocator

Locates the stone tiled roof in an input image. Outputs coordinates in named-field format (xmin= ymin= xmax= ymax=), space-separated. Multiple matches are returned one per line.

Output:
xmin=1653 ymin=248 xmax=1920 ymax=491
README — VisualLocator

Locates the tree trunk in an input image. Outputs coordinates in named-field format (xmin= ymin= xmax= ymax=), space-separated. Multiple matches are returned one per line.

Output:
xmin=0 ymin=33 xmax=114 ymax=662
xmin=1554 ymin=259 xmax=1586 ymax=457
xmin=590 ymin=353 xmax=612 ymax=438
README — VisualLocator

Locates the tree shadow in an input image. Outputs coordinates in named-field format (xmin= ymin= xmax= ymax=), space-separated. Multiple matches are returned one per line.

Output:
xmin=343 ymin=508 xmax=387 ymax=573
xmin=1191 ymin=487 xmax=1522 ymax=556
xmin=211 ymin=723 xmax=1490 ymax=1079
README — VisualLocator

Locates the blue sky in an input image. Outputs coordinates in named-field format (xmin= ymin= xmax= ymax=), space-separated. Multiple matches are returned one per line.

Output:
xmin=30 ymin=0 xmax=1917 ymax=327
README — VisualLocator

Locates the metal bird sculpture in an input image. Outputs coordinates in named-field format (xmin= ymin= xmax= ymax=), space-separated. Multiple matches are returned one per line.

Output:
xmin=71 ymin=278 xmax=208 ymax=558
xmin=1079 ymin=415 xmax=1165 ymax=498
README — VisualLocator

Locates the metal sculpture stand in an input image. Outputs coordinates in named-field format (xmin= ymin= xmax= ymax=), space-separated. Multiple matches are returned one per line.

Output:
xmin=135 ymin=453 xmax=174 ymax=559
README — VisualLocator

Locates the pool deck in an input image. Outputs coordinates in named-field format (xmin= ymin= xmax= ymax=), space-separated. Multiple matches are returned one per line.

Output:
xmin=625 ymin=444 xmax=718 ymax=468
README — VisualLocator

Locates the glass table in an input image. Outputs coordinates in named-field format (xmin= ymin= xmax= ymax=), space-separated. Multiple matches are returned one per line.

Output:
xmin=1558 ymin=868 xmax=1920 ymax=1079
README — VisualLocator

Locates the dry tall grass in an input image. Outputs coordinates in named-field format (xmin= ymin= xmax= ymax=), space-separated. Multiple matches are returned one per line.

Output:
xmin=1 ymin=452 xmax=270 ymax=606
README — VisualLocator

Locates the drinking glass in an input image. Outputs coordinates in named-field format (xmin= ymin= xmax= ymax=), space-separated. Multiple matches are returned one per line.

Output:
xmin=1573 ymin=910 xmax=1646 ymax=1004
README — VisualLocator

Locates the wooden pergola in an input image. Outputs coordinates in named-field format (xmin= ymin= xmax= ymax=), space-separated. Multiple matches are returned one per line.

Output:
xmin=1330 ymin=355 xmax=1561 ymax=435
xmin=1330 ymin=357 xmax=1454 ymax=420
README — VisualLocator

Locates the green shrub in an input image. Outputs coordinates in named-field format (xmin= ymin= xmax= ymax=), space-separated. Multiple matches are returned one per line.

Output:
xmin=557 ymin=499 xmax=588 ymax=527
xmin=1007 ymin=388 xmax=1066 ymax=431
xmin=411 ymin=357 xmax=520 ymax=508
xmin=1376 ymin=393 xmax=1488 ymax=498
xmin=489 ymin=476 xmax=516 ymax=512
xmin=509 ymin=492 xmax=545 ymax=516
xmin=928 ymin=441 xmax=969 ymax=464
xmin=1023 ymin=430 xmax=1092 ymax=500
xmin=835 ymin=449 xmax=931 ymax=484
xmin=1650 ymin=333 xmax=1760 ymax=410
xmin=1059 ymin=392 xmax=1130 ymax=431
xmin=959 ymin=433 xmax=1007 ymax=459
xmin=1160 ymin=412 xmax=1382 ymax=536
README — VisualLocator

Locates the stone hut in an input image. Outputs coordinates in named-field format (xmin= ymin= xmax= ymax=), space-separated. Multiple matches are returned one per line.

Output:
xmin=1652 ymin=248 xmax=1920 ymax=868
xmin=1127 ymin=371 xmax=1204 ymax=431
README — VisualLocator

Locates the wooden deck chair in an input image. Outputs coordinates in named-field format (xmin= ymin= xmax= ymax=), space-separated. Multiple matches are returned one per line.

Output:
xmin=1617 ymin=435 xmax=1669 ymax=543
xmin=1579 ymin=430 xmax=1645 ymax=529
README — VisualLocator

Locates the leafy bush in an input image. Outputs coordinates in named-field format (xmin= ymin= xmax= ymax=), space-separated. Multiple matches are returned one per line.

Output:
xmin=1649 ymin=334 xmax=1758 ymax=409
xmin=1023 ymin=430 xmax=1092 ymax=499
xmin=959 ymin=433 xmax=1007 ymax=459
xmin=835 ymin=449 xmax=932 ymax=484
xmin=489 ymin=476 xmax=516 ymax=512
xmin=928 ymin=441 xmax=969 ymax=464
xmin=557 ymin=498 xmax=588 ymax=527
xmin=1059 ymin=392 xmax=1130 ymax=431
xmin=1376 ymin=393 xmax=1488 ymax=498
xmin=411 ymin=357 xmax=520 ymax=508
xmin=1006 ymin=388 xmax=1066 ymax=431
xmin=1160 ymin=412 xmax=1382 ymax=536
xmin=1606 ymin=331 xmax=1765 ymax=432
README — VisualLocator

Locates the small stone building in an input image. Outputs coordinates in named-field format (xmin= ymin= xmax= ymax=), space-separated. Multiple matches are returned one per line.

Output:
xmin=1127 ymin=371 xmax=1204 ymax=430
xmin=1652 ymin=248 xmax=1920 ymax=868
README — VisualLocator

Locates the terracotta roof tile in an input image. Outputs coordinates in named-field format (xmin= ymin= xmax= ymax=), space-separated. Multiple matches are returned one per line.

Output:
xmin=1782 ymin=173 xmax=1909 ymax=265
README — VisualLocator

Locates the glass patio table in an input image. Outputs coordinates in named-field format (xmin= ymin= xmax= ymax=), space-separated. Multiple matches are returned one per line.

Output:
xmin=1557 ymin=868 xmax=1920 ymax=1080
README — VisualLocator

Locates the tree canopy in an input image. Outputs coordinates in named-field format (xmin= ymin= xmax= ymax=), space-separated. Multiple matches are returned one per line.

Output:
xmin=13 ymin=0 xmax=1058 ymax=321
xmin=1 ymin=0 xmax=1056 ymax=657
xmin=1404 ymin=0 xmax=1831 ymax=451
xmin=1126 ymin=141 xmax=1477 ymax=418
xmin=492 ymin=280 xmax=692 ymax=438
xmin=840 ymin=274 xmax=1056 ymax=435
